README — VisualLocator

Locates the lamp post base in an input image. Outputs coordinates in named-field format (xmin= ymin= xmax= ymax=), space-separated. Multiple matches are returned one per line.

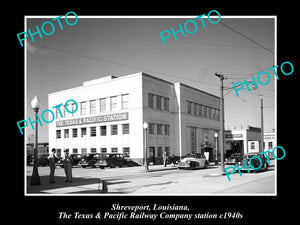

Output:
xmin=30 ymin=167 xmax=41 ymax=186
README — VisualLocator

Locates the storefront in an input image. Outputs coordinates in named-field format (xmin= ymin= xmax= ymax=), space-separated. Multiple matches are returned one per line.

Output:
xmin=48 ymin=72 xmax=220 ymax=164
xmin=225 ymin=125 xmax=262 ymax=157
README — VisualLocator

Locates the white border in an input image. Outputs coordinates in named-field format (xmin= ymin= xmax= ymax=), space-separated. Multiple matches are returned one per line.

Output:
xmin=24 ymin=15 xmax=277 ymax=197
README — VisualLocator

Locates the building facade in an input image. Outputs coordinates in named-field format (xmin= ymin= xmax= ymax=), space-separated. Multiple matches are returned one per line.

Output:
xmin=48 ymin=72 xmax=220 ymax=164
xmin=225 ymin=125 xmax=262 ymax=157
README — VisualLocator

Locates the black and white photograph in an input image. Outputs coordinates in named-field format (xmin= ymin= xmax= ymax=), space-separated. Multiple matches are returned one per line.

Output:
xmin=14 ymin=5 xmax=297 ymax=225
xmin=24 ymin=14 xmax=276 ymax=196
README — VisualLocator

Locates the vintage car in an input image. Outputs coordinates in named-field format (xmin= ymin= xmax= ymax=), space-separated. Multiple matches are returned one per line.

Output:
xmin=98 ymin=153 xmax=129 ymax=169
xmin=239 ymin=152 xmax=269 ymax=172
xmin=57 ymin=154 xmax=83 ymax=168
xmin=225 ymin=153 xmax=244 ymax=165
xmin=177 ymin=153 xmax=209 ymax=170
xmin=78 ymin=153 xmax=105 ymax=168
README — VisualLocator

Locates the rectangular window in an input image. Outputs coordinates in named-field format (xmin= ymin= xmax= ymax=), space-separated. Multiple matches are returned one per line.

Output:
xmin=110 ymin=96 xmax=117 ymax=111
xmin=72 ymin=148 xmax=78 ymax=154
xmin=56 ymin=149 xmax=61 ymax=157
xmin=156 ymin=96 xmax=162 ymax=110
xmin=157 ymin=147 xmax=163 ymax=157
xmin=81 ymin=101 xmax=87 ymax=115
xmin=268 ymin=141 xmax=273 ymax=149
xmin=207 ymin=107 xmax=211 ymax=118
xmin=99 ymin=98 xmax=106 ymax=112
xmin=148 ymin=93 xmax=154 ymax=108
xmin=100 ymin=126 xmax=107 ymax=136
xmin=111 ymin=147 xmax=118 ymax=153
xmin=90 ymin=100 xmax=96 ymax=114
xmin=202 ymin=105 xmax=207 ymax=117
xmin=165 ymin=146 xmax=170 ymax=156
xmin=100 ymin=148 xmax=107 ymax=153
xmin=56 ymin=130 xmax=61 ymax=139
xmin=91 ymin=148 xmax=97 ymax=153
xmin=163 ymin=97 xmax=169 ymax=111
xmin=81 ymin=128 xmax=87 ymax=137
xmin=56 ymin=105 xmax=63 ymax=118
xmin=123 ymin=147 xmax=130 ymax=157
xmin=122 ymin=123 xmax=129 ymax=134
xmin=111 ymin=125 xmax=118 ymax=135
xmin=72 ymin=128 xmax=78 ymax=138
xmin=81 ymin=148 xmax=87 ymax=155
xmin=157 ymin=124 xmax=162 ymax=135
xmin=71 ymin=103 xmax=79 ymax=117
xmin=90 ymin=127 xmax=96 ymax=137
xmin=149 ymin=123 xmax=155 ymax=135
xmin=64 ymin=104 xmax=71 ymax=118
xmin=164 ymin=124 xmax=170 ymax=136
xmin=187 ymin=101 xmax=192 ymax=114
xmin=121 ymin=94 xmax=129 ymax=109
xmin=192 ymin=103 xmax=197 ymax=115
xmin=64 ymin=129 xmax=69 ymax=138
xmin=197 ymin=104 xmax=202 ymax=117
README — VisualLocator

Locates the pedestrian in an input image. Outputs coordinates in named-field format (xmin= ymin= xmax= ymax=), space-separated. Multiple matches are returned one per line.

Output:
xmin=163 ymin=151 xmax=168 ymax=167
xmin=171 ymin=154 xmax=176 ymax=167
xmin=62 ymin=149 xmax=73 ymax=182
xmin=47 ymin=148 xmax=57 ymax=184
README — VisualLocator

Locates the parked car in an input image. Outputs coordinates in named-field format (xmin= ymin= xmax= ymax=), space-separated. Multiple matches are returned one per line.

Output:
xmin=57 ymin=154 xmax=83 ymax=168
xmin=239 ymin=152 xmax=269 ymax=172
xmin=27 ymin=154 xmax=34 ymax=166
xmin=177 ymin=153 xmax=209 ymax=170
xmin=78 ymin=153 xmax=104 ymax=168
xmin=225 ymin=153 xmax=244 ymax=165
xmin=99 ymin=153 xmax=129 ymax=169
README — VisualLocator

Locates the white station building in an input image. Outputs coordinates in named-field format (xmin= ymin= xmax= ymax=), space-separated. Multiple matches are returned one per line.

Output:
xmin=48 ymin=72 xmax=221 ymax=164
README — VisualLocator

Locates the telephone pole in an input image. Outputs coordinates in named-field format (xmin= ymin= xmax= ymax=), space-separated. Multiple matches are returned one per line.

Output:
xmin=260 ymin=98 xmax=264 ymax=153
xmin=215 ymin=73 xmax=225 ymax=173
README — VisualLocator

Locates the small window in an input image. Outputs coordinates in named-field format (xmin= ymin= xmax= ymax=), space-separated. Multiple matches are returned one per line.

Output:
xmin=72 ymin=148 xmax=78 ymax=154
xmin=81 ymin=128 xmax=87 ymax=137
xmin=90 ymin=127 xmax=96 ymax=137
xmin=111 ymin=148 xmax=118 ymax=153
xmin=157 ymin=124 xmax=162 ymax=135
xmin=81 ymin=101 xmax=87 ymax=115
xmin=72 ymin=128 xmax=78 ymax=138
xmin=100 ymin=148 xmax=107 ymax=153
xmin=122 ymin=124 xmax=129 ymax=134
xmin=122 ymin=94 xmax=129 ymax=109
xmin=186 ymin=101 xmax=192 ymax=114
xmin=163 ymin=97 xmax=169 ymax=111
xmin=56 ymin=130 xmax=61 ymax=139
xmin=149 ymin=123 xmax=155 ymax=135
xmin=164 ymin=124 xmax=170 ymax=136
xmin=111 ymin=125 xmax=118 ymax=135
xmin=64 ymin=129 xmax=69 ymax=138
xmin=148 ymin=93 xmax=154 ymax=108
xmin=110 ymin=96 xmax=117 ymax=111
xmin=99 ymin=98 xmax=106 ymax=112
xmin=90 ymin=148 xmax=97 ymax=153
xmin=100 ymin=126 xmax=107 ymax=136
xmin=156 ymin=96 xmax=162 ymax=110
xmin=123 ymin=147 xmax=130 ymax=157
xmin=90 ymin=100 xmax=96 ymax=114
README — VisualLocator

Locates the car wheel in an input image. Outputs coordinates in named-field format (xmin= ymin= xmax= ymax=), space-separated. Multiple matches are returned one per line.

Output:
xmin=109 ymin=162 xmax=116 ymax=168
xmin=263 ymin=162 xmax=269 ymax=171
xmin=100 ymin=166 xmax=104 ymax=169
xmin=127 ymin=161 xmax=134 ymax=167
xmin=82 ymin=165 xmax=87 ymax=168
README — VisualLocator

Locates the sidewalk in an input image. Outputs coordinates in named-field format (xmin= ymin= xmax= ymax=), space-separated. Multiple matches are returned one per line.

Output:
xmin=26 ymin=164 xmax=178 ymax=195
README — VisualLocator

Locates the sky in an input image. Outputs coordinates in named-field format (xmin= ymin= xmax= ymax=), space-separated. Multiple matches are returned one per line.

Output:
xmin=25 ymin=16 xmax=275 ymax=142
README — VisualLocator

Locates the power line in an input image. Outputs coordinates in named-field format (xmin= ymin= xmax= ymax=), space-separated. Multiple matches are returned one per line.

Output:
xmin=215 ymin=20 xmax=274 ymax=54
xmin=30 ymin=43 xmax=220 ymax=87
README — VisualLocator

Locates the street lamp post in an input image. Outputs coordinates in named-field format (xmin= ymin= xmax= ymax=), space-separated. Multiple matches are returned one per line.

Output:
xmin=30 ymin=95 xmax=41 ymax=186
xmin=214 ymin=132 xmax=218 ymax=164
xmin=143 ymin=121 xmax=149 ymax=171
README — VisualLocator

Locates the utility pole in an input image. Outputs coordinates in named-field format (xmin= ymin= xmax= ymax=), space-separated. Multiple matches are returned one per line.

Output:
xmin=215 ymin=73 xmax=225 ymax=173
xmin=260 ymin=98 xmax=264 ymax=153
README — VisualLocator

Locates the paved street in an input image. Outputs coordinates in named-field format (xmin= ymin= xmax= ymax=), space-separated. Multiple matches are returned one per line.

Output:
xmin=26 ymin=164 xmax=275 ymax=195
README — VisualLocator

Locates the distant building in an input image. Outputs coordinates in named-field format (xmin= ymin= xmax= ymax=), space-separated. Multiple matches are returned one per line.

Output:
xmin=225 ymin=125 xmax=262 ymax=157
xmin=26 ymin=142 xmax=49 ymax=156
xmin=264 ymin=132 xmax=275 ymax=151
xmin=48 ymin=72 xmax=221 ymax=164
